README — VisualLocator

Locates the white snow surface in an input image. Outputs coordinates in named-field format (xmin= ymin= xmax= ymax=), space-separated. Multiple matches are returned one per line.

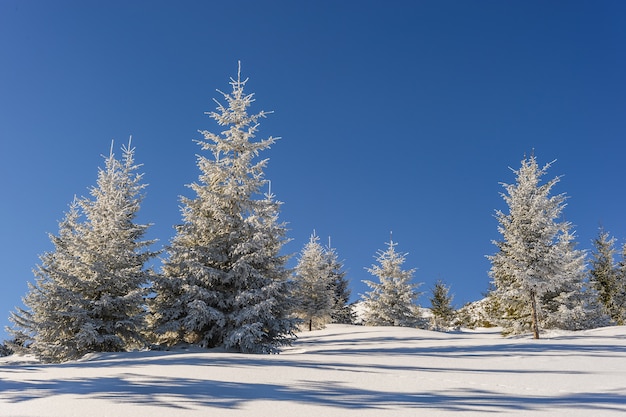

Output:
xmin=1 ymin=324 xmax=625 ymax=416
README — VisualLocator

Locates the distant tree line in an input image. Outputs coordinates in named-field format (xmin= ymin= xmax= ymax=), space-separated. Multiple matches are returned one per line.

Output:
xmin=4 ymin=66 xmax=625 ymax=362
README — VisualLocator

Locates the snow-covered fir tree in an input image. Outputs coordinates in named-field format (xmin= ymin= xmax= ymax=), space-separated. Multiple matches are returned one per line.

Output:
xmin=488 ymin=154 xmax=594 ymax=338
xmin=9 ymin=141 xmax=157 ymax=362
xmin=429 ymin=280 xmax=455 ymax=331
xmin=361 ymin=238 xmax=424 ymax=327
xmin=325 ymin=238 xmax=353 ymax=324
xmin=148 ymin=64 xmax=296 ymax=353
xmin=589 ymin=228 xmax=623 ymax=324
xmin=292 ymin=233 xmax=335 ymax=331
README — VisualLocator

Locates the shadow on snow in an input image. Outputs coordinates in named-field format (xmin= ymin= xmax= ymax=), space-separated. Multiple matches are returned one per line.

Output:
xmin=2 ymin=327 xmax=625 ymax=412
xmin=1 ymin=373 xmax=625 ymax=413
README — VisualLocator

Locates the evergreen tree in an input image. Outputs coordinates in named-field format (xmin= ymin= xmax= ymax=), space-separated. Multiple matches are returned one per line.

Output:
xmin=488 ymin=154 xmax=586 ymax=338
xmin=9 ymin=141 xmax=157 ymax=362
xmin=615 ymin=243 xmax=626 ymax=324
xmin=0 ymin=342 xmax=12 ymax=357
xmin=325 ymin=238 xmax=353 ymax=324
xmin=292 ymin=233 xmax=335 ymax=331
xmin=429 ymin=280 xmax=455 ymax=331
xmin=589 ymin=228 xmax=622 ymax=324
xmin=541 ymin=229 xmax=608 ymax=330
xmin=361 ymin=238 xmax=423 ymax=327
xmin=149 ymin=64 xmax=296 ymax=353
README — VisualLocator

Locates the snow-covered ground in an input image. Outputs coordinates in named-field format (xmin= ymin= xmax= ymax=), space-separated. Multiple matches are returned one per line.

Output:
xmin=1 ymin=324 xmax=625 ymax=416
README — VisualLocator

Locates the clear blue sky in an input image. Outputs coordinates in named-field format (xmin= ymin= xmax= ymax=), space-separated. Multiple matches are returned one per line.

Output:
xmin=1 ymin=1 xmax=625 ymax=341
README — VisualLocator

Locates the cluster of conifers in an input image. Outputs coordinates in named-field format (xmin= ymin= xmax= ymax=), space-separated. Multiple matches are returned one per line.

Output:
xmin=5 ymin=67 xmax=624 ymax=363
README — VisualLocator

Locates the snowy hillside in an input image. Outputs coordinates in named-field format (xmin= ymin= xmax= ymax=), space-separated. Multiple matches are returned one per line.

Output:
xmin=2 ymin=324 xmax=626 ymax=416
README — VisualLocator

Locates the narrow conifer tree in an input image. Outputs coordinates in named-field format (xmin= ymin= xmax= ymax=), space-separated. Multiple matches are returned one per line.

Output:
xmin=589 ymin=228 xmax=622 ymax=323
xmin=149 ymin=64 xmax=296 ymax=353
xmin=429 ymin=280 xmax=455 ymax=331
xmin=9 ymin=141 xmax=157 ymax=362
xmin=361 ymin=238 xmax=423 ymax=327
xmin=614 ymin=244 xmax=626 ymax=325
xmin=292 ymin=233 xmax=335 ymax=331
xmin=325 ymin=239 xmax=353 ymax=324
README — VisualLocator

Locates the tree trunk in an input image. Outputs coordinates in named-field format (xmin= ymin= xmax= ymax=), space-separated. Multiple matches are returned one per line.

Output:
xmin=530 ymin=288 xmax=540 ymax=339
xmin=309 ymin=318 xmax=312 ymax=332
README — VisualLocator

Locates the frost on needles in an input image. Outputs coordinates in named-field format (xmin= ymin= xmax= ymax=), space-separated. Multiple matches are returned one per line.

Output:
xmin=361 ymin=238 xmax=425 ymax=328
xmin=292 ymin=232 xmax=335 ymax=331
xmin=8 ymin=141 xmax=158 ymax=363
xmin=148 ymin=64 xmax=297 ymax=353
xmin=488 ymin=154 xmax=608 ymax=338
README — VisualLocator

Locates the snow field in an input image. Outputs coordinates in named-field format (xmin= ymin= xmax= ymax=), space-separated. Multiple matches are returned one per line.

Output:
xmin=1 ymin=324 xmax=625 ymax=417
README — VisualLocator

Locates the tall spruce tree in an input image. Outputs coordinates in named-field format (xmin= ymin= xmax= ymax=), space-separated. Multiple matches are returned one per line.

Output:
xmin=149 ymin=64 xmax=296 ymax=353
xmin=292 ymin=233 xmax=335 ymax=331
xmin=488 ymin=154 xmax=585 ymax=338
xmin=589 ymin=228 xmax=622 ymax=324
xmin=9 ymin=141 xmax=157 ymax=362
xmin=361 ymin=238 xmax=423 ymax=327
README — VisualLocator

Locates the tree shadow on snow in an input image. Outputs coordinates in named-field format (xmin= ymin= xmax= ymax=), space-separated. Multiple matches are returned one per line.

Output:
xmin=2 ymin=328 xmax=625 ymax=413
xmin=1 ymin=373 xmax=625 ymax=413
xmin=316 ymin=339 xmax=626 ymax=359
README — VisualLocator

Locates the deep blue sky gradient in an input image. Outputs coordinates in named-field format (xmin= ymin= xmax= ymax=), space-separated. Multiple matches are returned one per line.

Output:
xmin=1 ymin=1 xmax=625 ymax=341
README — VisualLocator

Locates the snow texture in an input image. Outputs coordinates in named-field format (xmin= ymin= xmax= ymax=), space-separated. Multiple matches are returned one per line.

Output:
xmin=2 ymin=324 xmax=626 ymax=417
